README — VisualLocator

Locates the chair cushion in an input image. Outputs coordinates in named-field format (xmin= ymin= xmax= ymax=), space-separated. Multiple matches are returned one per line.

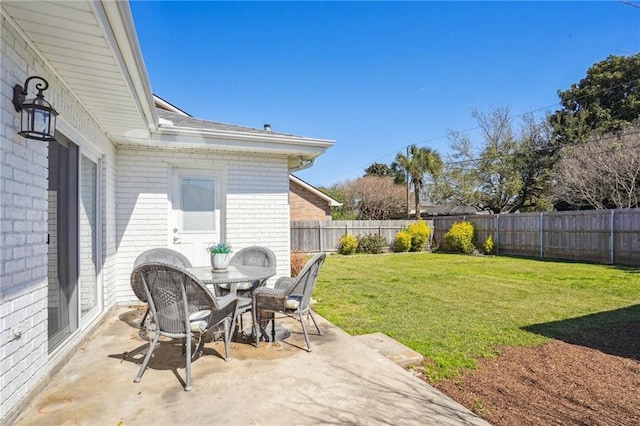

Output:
xmin=189 ymin=310 xmax=211 ymax=333
xmin=285 ymin=295 xmax=302 ymax=310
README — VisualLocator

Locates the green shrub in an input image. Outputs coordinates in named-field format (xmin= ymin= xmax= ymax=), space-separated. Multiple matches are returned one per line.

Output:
xmin=483 ymin=235 xmax=496 ymax=255
xmin=407 ymin=219 xmax=431 ymax=252
xmin=443 ymin=221 xmax=476 ymax=254
xmin=357 ymin=234 xmax=388 ymax=254
xmin=339 ymin=234 xmax=358 ymax=255
xmin=394 ymin=230 xmax=412 ymax=252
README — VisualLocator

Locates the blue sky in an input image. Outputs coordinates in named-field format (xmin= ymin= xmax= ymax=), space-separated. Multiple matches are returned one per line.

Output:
xmin=130 ymin=1 xmax=639 ymax=187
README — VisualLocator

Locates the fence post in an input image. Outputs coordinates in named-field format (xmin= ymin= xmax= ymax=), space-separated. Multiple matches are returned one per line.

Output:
xmin=610 ymin=210 xmax=615 ymax=264
xmin=540 ymin=212 xmax=544 ymax=259
xmin=319 ymin=222 xmax=323 ymax=252
xmin=495 ymin=214 xmax=499 ymax=255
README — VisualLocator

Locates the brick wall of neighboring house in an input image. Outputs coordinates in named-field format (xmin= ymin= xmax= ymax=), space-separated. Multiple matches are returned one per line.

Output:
xmin=290 ymin=180 xmax=331 ymax=221
xmin=1 ymin=15 xmax=118 ymax=422
xmin=116 ymin=148 xmax=291 ymax=305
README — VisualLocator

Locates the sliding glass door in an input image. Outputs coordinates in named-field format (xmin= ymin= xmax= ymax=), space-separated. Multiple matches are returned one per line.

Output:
xmin=48 ymin=134 xmax=79 ymax=352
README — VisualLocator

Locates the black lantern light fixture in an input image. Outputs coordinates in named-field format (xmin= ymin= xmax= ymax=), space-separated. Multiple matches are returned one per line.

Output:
xmin=13 ymin=76 xmax=58 ymax=141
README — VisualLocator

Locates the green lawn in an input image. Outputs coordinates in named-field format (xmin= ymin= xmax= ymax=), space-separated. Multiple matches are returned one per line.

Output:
xmin=313 ymin=253 xmax=640 ymax=381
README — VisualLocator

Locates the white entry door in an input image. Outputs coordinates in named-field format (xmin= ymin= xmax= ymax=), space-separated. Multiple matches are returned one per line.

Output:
xmin=170 ymin=169 xmax=223 ymax=266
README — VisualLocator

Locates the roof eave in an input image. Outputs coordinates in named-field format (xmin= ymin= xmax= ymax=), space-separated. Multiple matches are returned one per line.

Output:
xmin=121 ymin=126 xmax=334 ymax=160
xmin=290 ymin=175 xmax=342 ymax=207
xmin=97 ymin=0 xmax=158 ymax=134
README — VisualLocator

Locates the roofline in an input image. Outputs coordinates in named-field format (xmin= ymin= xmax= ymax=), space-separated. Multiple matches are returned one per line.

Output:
xmin=290 ymin=175 xmax=342 ymax=207
xmin=97 ymin=0 xmax=158 ymax=132
xmin=120 ymin=127 xmax=334 ymax=165
xmin=157 ymin=124 xmax=332 ymax=143
xmin=1 ymin=6 xmax=119 ymax=146
xmin=154 ymin=95 xmax=191 ymax=117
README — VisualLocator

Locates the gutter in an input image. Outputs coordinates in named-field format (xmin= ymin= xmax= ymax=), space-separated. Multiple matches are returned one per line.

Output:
xmin=289 ymin=158 xmax=316 ymax=172
xmin=156 ymin=124 xmax=334 ymax=148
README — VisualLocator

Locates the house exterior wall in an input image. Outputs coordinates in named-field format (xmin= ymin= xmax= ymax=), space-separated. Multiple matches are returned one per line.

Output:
xmin=116 ymin=147 xmax=291 ymax=304
xmin=1 ymin=15 xmax=118 ymax=422
xmin=290 ymin=180 xmax=331 ymax=221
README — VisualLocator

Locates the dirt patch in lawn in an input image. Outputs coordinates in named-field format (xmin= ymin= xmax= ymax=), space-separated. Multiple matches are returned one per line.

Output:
xmin=413 ymin=322 xmax=640 ymax=425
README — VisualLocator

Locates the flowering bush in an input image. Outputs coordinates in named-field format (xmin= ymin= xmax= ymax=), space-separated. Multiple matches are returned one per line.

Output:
xmin=483 ymin=235 xmax=496 ymax=255
xmin=206 ymin=242 xmax=232 ymax=254
xmin=407 ymin=219 xmax=431 ymax=252
xmin=339 ymin=234 xmax=358 ymax=255
xmin=443 ymin=221 xmax=475 ymax=254
xmin=394 ymin=230 xmax=412 ymax=252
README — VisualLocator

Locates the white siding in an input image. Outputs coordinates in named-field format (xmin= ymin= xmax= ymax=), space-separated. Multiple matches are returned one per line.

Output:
xmin=2 ymin=9 xmax=302 ymax=422
xmin=116 ymin=148 xmax=292 ymax=305
xmin=0 ymin=14 xmax=118 ymax=422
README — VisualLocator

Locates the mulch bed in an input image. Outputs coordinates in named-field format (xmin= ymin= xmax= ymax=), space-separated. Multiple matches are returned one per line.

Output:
xmin=413 ymin=323 xmax=640 ymax=425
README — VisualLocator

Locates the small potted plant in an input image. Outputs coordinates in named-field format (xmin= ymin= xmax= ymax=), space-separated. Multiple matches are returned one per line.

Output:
xmin=207 ymin=242 xmax=232 ymax=271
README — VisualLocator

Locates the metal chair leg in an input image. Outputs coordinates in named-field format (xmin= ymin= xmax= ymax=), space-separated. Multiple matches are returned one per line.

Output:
xmin=134 ymin=329 xmax=160 ymax=383
xmin=271 ymin=312 xmax=276 ymax=342
xmin=308 ymin=310 xmax=323 ymax=335
xmin=298 ymin=311 xmax=312 ymax=352
xmin=184 ymin=333 xmax=192 ymax=391
xmin=140 ymin=307 xmax=150 ymax=329
xmin=223 ymin=318 xmax=232 ymax=361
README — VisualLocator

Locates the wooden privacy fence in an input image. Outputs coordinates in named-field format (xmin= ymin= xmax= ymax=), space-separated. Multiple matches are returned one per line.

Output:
xmin=291 ymin=220 xmax=429 ymax=253
xmin=431 ymin=208 xmax=640 ymax=266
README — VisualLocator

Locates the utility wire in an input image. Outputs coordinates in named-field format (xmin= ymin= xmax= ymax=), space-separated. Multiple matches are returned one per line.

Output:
xmin=317 ymin=74 xmax=640 ymax=187
xmin=443 ymin=129 xmax=640 ymax=167
xmin=621 ymin=0 xmax=640 ymax=9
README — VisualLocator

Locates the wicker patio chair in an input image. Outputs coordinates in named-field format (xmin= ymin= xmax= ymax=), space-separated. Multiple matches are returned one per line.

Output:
xmin=223 ymin=246 xmax=277 ymax=332
xmin=228 ymin=246 xmax=277 ymax=292
xmin=132 ymin=262 xmax=237 ymax=391
xmin=252 ymin=253 xmax=326 ymax=352
xmin=131 ymin=248 xmax=193 ymax=330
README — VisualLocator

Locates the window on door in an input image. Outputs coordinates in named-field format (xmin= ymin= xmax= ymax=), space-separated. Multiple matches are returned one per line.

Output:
xmin=181 ymin=177 xmax=216 ymax=232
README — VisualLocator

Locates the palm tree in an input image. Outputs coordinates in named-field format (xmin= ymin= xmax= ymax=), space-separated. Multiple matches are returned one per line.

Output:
xmin=395 ymin=145 xmax=442 ymax=218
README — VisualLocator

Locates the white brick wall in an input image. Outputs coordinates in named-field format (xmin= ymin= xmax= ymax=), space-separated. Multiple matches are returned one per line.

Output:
xmin=1 ymin=14 xmax=118 ymax=422
xmin=3 ymin=8 xmax=300 ymax=421
xmin=116 ymin=147 xmax=292 ymax=305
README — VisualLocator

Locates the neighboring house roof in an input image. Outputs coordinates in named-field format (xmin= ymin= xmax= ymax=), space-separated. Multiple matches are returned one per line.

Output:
xmin=2 ymin=1 xmax=334 ymax=171
xmin=290 ymin=175 xmax=342 ymax=207
xmin=420 ymin=204 xmax=482 ymax=216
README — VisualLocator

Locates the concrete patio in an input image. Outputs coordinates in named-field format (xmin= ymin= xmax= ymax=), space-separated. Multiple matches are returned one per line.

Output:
xmin=13 ymin=307 xmax=489 ymax=425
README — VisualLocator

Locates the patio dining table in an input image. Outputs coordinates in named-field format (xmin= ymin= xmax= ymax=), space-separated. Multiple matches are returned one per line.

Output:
xmin=188 ymin=264 xmax=276 ymax=339
xmin=188 ymin=264 xmax=276 ymax=295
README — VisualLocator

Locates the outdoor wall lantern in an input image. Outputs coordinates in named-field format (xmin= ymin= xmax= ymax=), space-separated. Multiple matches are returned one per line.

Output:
xmin=13 ymin=76 xmax=58 ymax=141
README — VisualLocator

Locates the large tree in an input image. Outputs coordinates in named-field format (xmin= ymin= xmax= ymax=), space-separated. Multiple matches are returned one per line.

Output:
xmin=551 ymin=128 xmax=640 ymax=209
xmin=364 ymin=162 xmax=405 ymax=183
xmin=513 ymin=113 xmax=557 ymax=211
xmin=549 ymin=54 xmax=640 ymax=146
xmin=364 ymin=162 xmax=392 ymax=177
xmin=394 ymin=145 xmax=442 ymax=218
xmin=342 ymin=176 xmax=407 ymax=220
xmin=435 ymin=107 xmax=554 ymax=214
xmin=317 ymin=184 xmax=358 ymax=220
